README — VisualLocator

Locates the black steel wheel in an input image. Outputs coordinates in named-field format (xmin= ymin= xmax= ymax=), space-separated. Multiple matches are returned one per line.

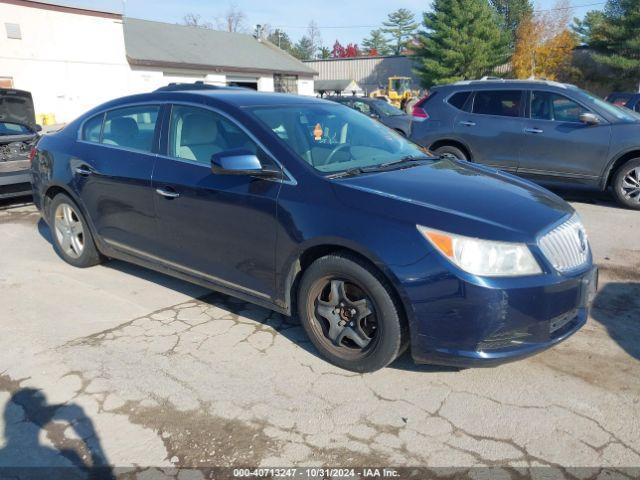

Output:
xmin=297 ymin=253 xmax=406 ymax=372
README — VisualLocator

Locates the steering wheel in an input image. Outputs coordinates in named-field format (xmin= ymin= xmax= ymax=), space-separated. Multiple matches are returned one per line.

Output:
xmin=324 ymin=143 xmax=353 ymax=165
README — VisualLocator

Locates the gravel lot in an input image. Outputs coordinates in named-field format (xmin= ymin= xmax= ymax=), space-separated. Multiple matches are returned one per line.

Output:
xmin=0 ymin=192 xmax=638 ymax=479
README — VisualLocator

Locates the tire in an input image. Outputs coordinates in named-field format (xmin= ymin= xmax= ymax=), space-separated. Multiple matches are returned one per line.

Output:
xmin=612 ymin=158 xmax=640 ymax=210
xmin=48 ymin=193 xmax=103 ymax=267
xmin=297 ymin=253 xmax=406 ymax=373
xmin=433 ymin=145 xmax=468 ymax=161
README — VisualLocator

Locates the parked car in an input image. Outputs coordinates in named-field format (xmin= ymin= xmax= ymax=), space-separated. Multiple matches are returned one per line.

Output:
xmin=410 ymin=79 xmax=640 ymax=209
xmin=605 ymin=92 xmax=640 ymax=113
xmin=0 ymin=88 xmax=41 ymax=199
xmin=327 ymin=96 xmax=412 ymax=136
xmin=31 ymin=85 xmax=597 ymax=372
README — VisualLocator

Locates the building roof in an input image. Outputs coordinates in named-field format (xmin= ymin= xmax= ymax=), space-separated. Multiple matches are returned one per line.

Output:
xmin=2 ymin=0 xmax=121 ymax=19
xmin=314 ymin=79 xmax=362 ymax=92
xmin=123 ymin=18 xmax=316 ymax=77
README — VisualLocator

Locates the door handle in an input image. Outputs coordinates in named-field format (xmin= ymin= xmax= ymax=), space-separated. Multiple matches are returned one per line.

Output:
xmin=459 ymin=121 xmax=476 ymax=127
xmin=524 ymin=127 xmax=544 ymax=134
xmin=155 ymin=187 xmax=180 ymax=199
xmin=74 ymin=165 xmax=93 ymax=176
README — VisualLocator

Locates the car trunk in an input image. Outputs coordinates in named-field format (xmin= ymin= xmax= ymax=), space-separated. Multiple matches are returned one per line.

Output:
xmin=0 ymin=89 xmax=38 ymax=167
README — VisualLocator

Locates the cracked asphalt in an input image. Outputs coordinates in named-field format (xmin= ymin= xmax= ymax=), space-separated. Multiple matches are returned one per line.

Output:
xmin=0 ymin=193 xmax=638 ymax=478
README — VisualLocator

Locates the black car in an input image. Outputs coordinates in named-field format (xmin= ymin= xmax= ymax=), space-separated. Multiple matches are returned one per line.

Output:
xmin=327 ymin=96 xmax=412 ymax=136
xmin=605 ymin=92 xmax=640 ymax=113
xmin=0 ymin=88 xmax=41 ymax=199
xmin=410 ymin=79 xmax=640 ymax=209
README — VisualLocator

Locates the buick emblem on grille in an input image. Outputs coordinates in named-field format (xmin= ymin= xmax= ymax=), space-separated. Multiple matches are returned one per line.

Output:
xmin=578 ymin=229 xmax=587 ymax=253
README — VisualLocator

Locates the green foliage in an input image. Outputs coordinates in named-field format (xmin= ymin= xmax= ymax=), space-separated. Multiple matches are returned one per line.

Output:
xmin=318 ymin=46 xmax=331 ymax=59
xmin=362 ymin=29 xmax=392 ymax=55
xmin=576 ymin=0 xmax=640 ymax=84
xmin=267 ymin=29 xmax=294 ymax=54
xmin=292 ymin=36 xmax=315 ymax=61
xmin=413 ymin=0 xmax=510 ymax=87
xmin=489 ymin=0 xmax=533 ymax=45
xmin=382 ymin=8 xmax=419 ymax=55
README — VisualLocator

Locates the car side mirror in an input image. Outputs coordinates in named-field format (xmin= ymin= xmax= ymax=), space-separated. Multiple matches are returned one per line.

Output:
xmin=35 ymin=124 xmax=42 ymax=132
xmin=211 ymin=149 xmax=281 ymax=179
xmin=579 ymin=112 xmax=600 ymax=125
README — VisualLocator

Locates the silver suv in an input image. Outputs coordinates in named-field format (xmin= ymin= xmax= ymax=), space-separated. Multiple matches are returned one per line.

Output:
xmin=410 ymin=79 xmax=640 ymax=209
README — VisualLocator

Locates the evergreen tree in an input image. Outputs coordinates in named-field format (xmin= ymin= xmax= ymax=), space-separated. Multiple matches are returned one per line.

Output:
xmin=267 ymin=29 xmax=294 ymax=54
xmin=318 ymin=46 xmax=331 ymax=59
xmin=362 ymin=29 xmax=392 ymax=56
xmin=576 ymin=0 xmax=640 ymax=86
xmin=413 ymin=0 xmax=510 ymax=86
xmin=489 ymin=0 xmax=533 ymax=45
xmin=292 ymin=36 xmax=315 ymax=61
xmin=382 ymin=8 xmax=419 ymax=55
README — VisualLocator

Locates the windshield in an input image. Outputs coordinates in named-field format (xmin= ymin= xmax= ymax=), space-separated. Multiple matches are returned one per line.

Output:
xmin=250 ymin=104 xmax=429 ymax=174
xmin=575 ymin=88 xmax=640 ymax=122
xmin=0 ymin=121 xmax=32 ymax=136
xmin=372 ymin=100 xmax=405 ymax=117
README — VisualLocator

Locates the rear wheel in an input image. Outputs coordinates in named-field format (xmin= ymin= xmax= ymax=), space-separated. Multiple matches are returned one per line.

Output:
xmin=297 ymin=254 xmax=405 ymax=372
xmin=49 ymin=193 xmax=103 ymax=267
xmin=433 ymin=145 xmax=468 ymax=161
xmin=612 ymin=158 xmax=640 ymax=210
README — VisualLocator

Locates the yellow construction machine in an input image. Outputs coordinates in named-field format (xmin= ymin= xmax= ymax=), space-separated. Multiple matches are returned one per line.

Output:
xmin=369 ymin=76 xmax=416 ymax=111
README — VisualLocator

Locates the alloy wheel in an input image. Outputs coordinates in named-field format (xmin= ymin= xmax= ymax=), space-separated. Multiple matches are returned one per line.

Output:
xmin=54 ymin=203 xmax=85 ymax=259
xmin=621 ymin=167 xmax=640 ymax=204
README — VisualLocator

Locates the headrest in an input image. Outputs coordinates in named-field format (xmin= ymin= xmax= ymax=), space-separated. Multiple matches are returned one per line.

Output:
xmin=181 ymin=113 xmax=217 ymax=145
xmin=111 ymin=117 xmax=138 ymax=139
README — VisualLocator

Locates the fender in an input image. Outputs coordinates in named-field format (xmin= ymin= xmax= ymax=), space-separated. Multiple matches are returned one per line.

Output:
xmin=427 ymin=136 xmax=474 ymax=160
xmin=599 ymin=147 xmax=640 ymax=190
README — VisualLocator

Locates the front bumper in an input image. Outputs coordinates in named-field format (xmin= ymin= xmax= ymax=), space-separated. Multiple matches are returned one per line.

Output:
xmin=395 ymin=256 xmax=597 ymax=368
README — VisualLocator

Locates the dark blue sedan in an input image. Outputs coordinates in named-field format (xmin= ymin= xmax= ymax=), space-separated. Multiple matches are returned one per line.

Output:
xmin=31 ymin=84 xmax=597 ymax=372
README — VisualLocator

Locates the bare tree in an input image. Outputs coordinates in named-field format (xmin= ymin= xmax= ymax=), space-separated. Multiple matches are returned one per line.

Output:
xmin=216 ymin=3 xmax=248 ymax=33
xmin=182 ymin=13 xmax=213 ymax=29
xmin=307 ymin=21 xmax=322 ymax=58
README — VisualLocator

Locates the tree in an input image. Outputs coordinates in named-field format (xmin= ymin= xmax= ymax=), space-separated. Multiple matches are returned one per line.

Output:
xmin=574 ymin=0 xmax=640 ymax=87
xmin=512 ymin=0 xmax=578 ymax=80
xmin=331 ymin=40 xmax=346 ymax=58
xmin=307 ymin=21 xmax=322 ymax=58
xmin=267 ymin=29 xmax=294 ymax=53
xmin=215 ymin=3 xmax=248 ymax=33
xmin=413 ymin=0 xmax=510 ymax=86
xmin=344 ymin=43 xmax=360 ymax=57
xmin=292 ymin=36 xmax=315 ymax=61
xmin=489 ymin=0 xmax=533 ymax=45
xmin=362 ymin=29 xmax=392 ymax=56
xmin=319 ymin=46 xmax=331 ymax=59
xmin=182 ymin=13 xmax=213 ymax=29
xmin=572 ymin=10 xmax=607 ymax=44
xmin=382 ymin=8 xmax=419 ymax=55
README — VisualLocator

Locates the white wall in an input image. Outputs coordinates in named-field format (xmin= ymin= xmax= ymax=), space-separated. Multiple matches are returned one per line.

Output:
xmin=0 ymin=2 xmax=316 ymax=124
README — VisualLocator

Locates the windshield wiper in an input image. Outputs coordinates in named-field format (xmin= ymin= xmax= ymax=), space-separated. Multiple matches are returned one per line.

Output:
xmin=327 ymin=155 xmax=432 ymax=179
xmin=326 ymin=167 xmax=365 ymax=179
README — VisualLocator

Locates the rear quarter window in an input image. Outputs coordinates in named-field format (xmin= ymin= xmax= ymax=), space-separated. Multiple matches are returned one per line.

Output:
xmin=447 ymin=91 xmax=471 ymax=110
xmin=82 ymin=113 xmax=104 ymax=143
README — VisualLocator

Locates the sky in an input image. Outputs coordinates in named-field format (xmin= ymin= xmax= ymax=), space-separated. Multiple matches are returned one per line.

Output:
xmin=41 ymin=0 xmax=606 ymax=46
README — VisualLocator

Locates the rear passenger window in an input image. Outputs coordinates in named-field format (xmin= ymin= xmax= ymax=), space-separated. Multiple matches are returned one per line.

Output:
xmin=102 ymin=105 xmax=159 ymax=152
xmin=82 ymin=114 xmax=104 ymax=143
xmin=448 ymin=91 xmax=471 ymax=110
xmin=168 ymin=105 xmax=258 ymax=165
xmin=472 ymin=90 xmax=523 ymax=117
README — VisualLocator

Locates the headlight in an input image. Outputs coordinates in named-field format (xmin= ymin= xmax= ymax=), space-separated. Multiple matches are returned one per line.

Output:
xmin=417 ymin=225 xmax=542 ymax=277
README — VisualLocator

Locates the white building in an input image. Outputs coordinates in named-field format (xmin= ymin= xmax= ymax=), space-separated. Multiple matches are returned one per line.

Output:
xmin=0 ymin=0 xmax=316 ymax=124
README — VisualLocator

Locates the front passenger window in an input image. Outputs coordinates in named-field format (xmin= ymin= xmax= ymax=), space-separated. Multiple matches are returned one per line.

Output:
xmin=531 ymin=91 xmax=588 ymax=123
xmin=168 ymin=105 xmax=258 ymax=165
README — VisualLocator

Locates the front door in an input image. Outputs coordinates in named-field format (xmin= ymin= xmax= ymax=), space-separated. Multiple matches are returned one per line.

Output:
xmin=454 ymin=89 xmax=526 ymax=172
xmin=152 ymin=104 xmax=281 ymax=300
xmin=517 ymin=90 xmax=611 ymax=185
xmin=74 ymin=104 xmax=161 ymax=252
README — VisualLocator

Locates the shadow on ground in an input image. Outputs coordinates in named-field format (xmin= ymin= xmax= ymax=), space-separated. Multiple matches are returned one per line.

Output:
xmin=0 ymin=376 xmax=114 ymax=479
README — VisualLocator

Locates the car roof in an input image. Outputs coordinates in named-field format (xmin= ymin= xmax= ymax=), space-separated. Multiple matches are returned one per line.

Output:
xmin=436 ymin=78 xmax=577 ymax=91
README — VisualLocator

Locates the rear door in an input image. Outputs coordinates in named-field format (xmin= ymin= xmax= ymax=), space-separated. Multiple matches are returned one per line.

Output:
xmin=517 ymin=90 xmax=611 ymax=184
xmin=453 ymin=89 xmax=526 ymax=172
xmin=75 ymin=104 xmax=161 ymax=252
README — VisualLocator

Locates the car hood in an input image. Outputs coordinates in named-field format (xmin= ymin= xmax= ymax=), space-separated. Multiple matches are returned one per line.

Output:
xmin=0 ymin=89 xmax=37 ymax=130
xmin=331 ymin=158 xmax=573 ymax=243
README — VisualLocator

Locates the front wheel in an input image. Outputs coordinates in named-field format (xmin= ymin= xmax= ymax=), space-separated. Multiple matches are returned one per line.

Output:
xmin=433 ymin=145 xmax=468 ymax=161
xmin=297 ymin=254 xmax=405 ymax=373
xmin=612 ymin=158 xmax=640 ymax=210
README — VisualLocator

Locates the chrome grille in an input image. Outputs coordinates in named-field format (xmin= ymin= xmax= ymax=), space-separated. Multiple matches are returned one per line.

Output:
xmin=539 ymin=215 xmax=590 ymax=272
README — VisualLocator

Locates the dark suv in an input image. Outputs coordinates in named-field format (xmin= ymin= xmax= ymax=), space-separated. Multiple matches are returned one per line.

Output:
xmin=410 ymin=79 xmax=640 ymax=209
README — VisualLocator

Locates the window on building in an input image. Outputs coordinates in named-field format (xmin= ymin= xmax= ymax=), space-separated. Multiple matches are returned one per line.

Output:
xmin=472 ymin=90 xmax=523 ymax=117
xmin=5 ymin=23 xmax=21 ymax=40
xmin=274 ymin=74 xmax=298 ymax=94
xmin=102 ymin=105 xmax=160 ymax=152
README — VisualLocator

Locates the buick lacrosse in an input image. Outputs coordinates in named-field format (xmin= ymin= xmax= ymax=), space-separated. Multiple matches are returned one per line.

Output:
xmin=31 ymin=84 xmax=597 ymax=372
